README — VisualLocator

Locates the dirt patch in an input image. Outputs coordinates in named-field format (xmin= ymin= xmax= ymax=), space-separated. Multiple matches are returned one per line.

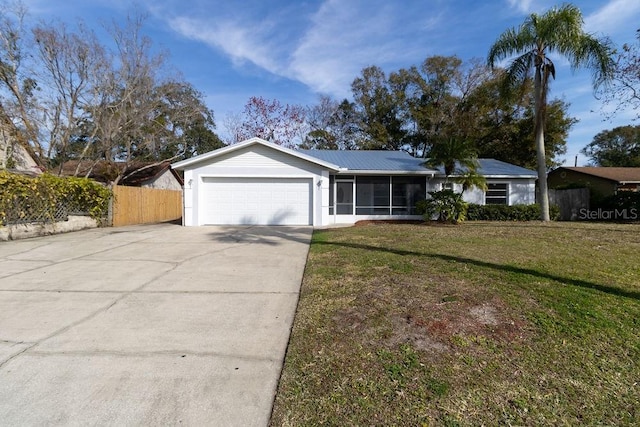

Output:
xmin=331 ymin=277 xmax=530 ymax=357
xmin=388 ymin=314 xmax=450 ymax=353
xmin=469 ymin=304 xmax=500 ymax=326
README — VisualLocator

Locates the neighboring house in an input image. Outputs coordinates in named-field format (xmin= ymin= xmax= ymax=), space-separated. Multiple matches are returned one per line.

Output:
xmin=118 ymin=162 xmax=183 ymax=190
xmin=0 ymin=130 xmax=42 ymax=175
xmin=60 ymin=160 xmax=183 ymax=190
xmin=548 ymin=167 xmax=640 ymax=198
xmin=171 ymin=137 xmax=537 ymax=227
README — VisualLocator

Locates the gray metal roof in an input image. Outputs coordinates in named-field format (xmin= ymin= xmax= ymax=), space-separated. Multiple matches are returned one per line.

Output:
xmin=299 ymin=150 xmax=436 ymax=173
xmin=300 ymin=150 xmax=536 ymax=177
xmin=476 ymin=159 xmax=537 ymax=177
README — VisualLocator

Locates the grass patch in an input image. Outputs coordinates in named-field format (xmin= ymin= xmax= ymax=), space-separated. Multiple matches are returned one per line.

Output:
xmin=271 ymin=222 xmax=640 ymax=426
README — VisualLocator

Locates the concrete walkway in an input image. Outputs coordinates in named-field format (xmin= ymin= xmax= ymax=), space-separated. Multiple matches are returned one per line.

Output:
xmin=0 ymin=224 xmax=312 ymax=426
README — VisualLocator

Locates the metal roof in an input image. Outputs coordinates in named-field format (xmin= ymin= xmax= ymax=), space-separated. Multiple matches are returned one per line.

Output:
xmin=300 ymin=150 xmax=536 ymax=177
xmin=299 ymin=150 xmax=436 ymax=173
xmin=476 ymin=159 xmax=537 ymax=178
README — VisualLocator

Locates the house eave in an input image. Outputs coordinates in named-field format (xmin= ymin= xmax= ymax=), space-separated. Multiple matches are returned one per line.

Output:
xmin=481 ymin=174 xmax=537 ymax=179
xmin=336 ymin=169 xmax=436 ymax=176
xmin=171 ymin=137 xmax=341 ymax=171
xmin=444 ymin=174 xmax=536 ymax=179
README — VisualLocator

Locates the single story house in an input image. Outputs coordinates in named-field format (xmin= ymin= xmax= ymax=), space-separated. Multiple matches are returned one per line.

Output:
xmin=118 ymin=162 xmax=184 ymax=191
xmin=60 ymin=160 xmax=183 ymax=191
xmin=171 ymin=137 xmax=537 ymax=226
xmin=548 ymin=166 xmax=640 ymax=198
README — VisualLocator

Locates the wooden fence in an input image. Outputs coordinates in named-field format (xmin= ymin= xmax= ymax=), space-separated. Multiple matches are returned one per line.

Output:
xmin=549 ymin=188 xmax=590 ymax=221
xmin=111 ymin=186 xmax=182 ymax=227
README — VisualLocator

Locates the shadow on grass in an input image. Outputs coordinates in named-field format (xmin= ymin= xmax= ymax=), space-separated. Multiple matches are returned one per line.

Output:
xmin=465 ymin=221 xmax=640 ymax=235
xmin=315 ymin=240 xmax=640 ymax=302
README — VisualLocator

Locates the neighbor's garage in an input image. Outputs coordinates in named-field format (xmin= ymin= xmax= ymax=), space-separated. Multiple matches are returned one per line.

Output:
xmin=200 ymin=177 xmax=313 ymax=225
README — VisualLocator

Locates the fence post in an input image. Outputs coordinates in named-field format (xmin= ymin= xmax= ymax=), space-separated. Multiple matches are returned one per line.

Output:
xmin=108 ymin=184 xmax=114 ymax=227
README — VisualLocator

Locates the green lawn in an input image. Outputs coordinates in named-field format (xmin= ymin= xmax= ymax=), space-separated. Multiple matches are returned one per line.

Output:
xmin=271 ymin=222 xmax=640 ymax=426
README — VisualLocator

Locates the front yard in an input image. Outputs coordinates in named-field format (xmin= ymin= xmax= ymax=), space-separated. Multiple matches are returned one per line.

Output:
xmin=271 ymin=222 xmax=639 ymax=426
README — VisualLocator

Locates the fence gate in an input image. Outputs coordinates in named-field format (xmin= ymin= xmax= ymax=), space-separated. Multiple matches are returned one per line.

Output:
xmin=111 ymin=186 xmax=182 ymax=227
xmin=549 ymin=188 xmax=590 ymax=221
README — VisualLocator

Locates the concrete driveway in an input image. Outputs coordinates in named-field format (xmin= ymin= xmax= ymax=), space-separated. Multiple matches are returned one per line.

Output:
xmin=0 ymin=224 xmax=312 ymax=426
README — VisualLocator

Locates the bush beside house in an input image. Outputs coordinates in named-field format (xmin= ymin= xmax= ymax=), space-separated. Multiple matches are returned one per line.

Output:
xmin=466 ymin=204 xmax=560 ymax=221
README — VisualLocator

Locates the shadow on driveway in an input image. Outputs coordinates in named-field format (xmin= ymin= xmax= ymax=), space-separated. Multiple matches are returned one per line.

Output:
xmin=207 ymin=225 xmax=313 ymax=246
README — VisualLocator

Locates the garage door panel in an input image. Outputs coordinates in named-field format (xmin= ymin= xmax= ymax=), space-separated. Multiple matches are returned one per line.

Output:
xmin=200 ymin=178 xmax=312 ymax=225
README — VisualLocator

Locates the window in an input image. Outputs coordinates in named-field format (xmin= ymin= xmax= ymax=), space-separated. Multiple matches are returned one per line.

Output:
xmin=442 ymin=182 xmax=454 ymax=191
xmin=356 ymin=176 xmax=390 ymax=215
xmin=485 ymin=183 xmax=508 ymax=205
xmin=392 ymin=177 xmax=426 ymax=214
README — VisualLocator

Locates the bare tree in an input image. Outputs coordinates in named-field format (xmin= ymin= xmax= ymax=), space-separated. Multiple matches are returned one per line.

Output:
xmin=227 ymin=96 xmax=307 ymax=148
xmin=0 ymin=2 xmax=42 ymax=165
xmin=33 ymin=21 xmax=108 ymax=171
xmin=599 ymin=29 xmax=640 ymax=120
xmin=302 ymin=95 xmax=361 ymax=150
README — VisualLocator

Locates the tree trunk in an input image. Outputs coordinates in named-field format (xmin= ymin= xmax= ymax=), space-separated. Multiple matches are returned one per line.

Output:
xmin=534 ymin=66 xmax=551 ymax=221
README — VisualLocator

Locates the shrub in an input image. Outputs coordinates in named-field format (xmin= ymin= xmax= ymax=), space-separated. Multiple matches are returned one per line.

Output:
xmin=466 ymin=204 xmax=560 ymax=221
xmin=594 ymin=191 xmax=640 ymax=212
xmin=0 ymin=171 xmax=112 ymax=226
xmin=416 ymin=189 xmax=468 ymax=224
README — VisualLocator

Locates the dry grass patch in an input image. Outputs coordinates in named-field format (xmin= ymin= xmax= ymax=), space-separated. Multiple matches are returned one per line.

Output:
xmin=271 ymin=222 xmax=640 ymax=426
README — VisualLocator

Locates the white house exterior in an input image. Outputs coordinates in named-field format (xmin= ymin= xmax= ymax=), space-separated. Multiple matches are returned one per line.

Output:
xmin=171 ymin=137 xmax=537 ymax=227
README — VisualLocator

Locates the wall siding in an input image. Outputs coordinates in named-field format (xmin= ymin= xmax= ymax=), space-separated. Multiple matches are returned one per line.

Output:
xmin=142 ymin=170 xmax=183 ymax=191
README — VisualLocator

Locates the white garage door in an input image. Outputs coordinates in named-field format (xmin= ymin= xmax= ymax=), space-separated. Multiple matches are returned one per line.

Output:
xmin=200 ymin=177 xmax=313 ymax=225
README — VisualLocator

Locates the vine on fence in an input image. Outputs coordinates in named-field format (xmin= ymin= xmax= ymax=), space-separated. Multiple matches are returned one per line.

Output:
xmin=0 ymin=171 xmax=112 ymax=226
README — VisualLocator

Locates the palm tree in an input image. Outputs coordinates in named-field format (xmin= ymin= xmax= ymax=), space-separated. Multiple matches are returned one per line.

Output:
xmin=425 ymin=136 xmax=478 ymax=179
xmin=423 ymin=137 xmax=483 ymax=223
xmin=488 ymin=4 xmax=614 ymax=221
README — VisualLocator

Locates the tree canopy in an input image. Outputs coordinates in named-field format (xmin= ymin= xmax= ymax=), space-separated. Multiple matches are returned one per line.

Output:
xmin=581 ymin=125 xmax=640 ymax=167
xmin=0 ymin=4 xmax=222 ymax=181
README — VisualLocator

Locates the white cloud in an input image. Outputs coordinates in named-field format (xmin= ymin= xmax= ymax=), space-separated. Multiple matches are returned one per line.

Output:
xmin=167 ymin=0 xmax=444 ymax=99
xmin=168 ymin=16 xmax=285 ymax=76
xmin=289 ymin=0 xmax=442 ymax=97
xmin=506 ymin=0 xmax=534 ymax=13
xmin=289 ymin=1 xmax=394 ymax=97
xmin=585 ymin=0 xmax=640 ymax=36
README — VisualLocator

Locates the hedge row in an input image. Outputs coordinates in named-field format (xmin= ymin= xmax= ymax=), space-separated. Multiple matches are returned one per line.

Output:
xmin=594 ymin=192 xmax=640 ymax=211
xmin=466 ymin=203 xmax=560 ymax=221
xmin=0 ymin=171 xmax=112 ymax=226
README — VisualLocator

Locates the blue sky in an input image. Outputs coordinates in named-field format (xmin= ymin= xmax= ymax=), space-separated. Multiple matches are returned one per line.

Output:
xmin=23 ymin=0 xmax=640 ymax=165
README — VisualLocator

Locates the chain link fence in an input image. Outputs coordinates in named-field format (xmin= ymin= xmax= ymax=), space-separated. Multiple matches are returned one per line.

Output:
xmin=2 ymin=195 xmax=89 ymax=225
